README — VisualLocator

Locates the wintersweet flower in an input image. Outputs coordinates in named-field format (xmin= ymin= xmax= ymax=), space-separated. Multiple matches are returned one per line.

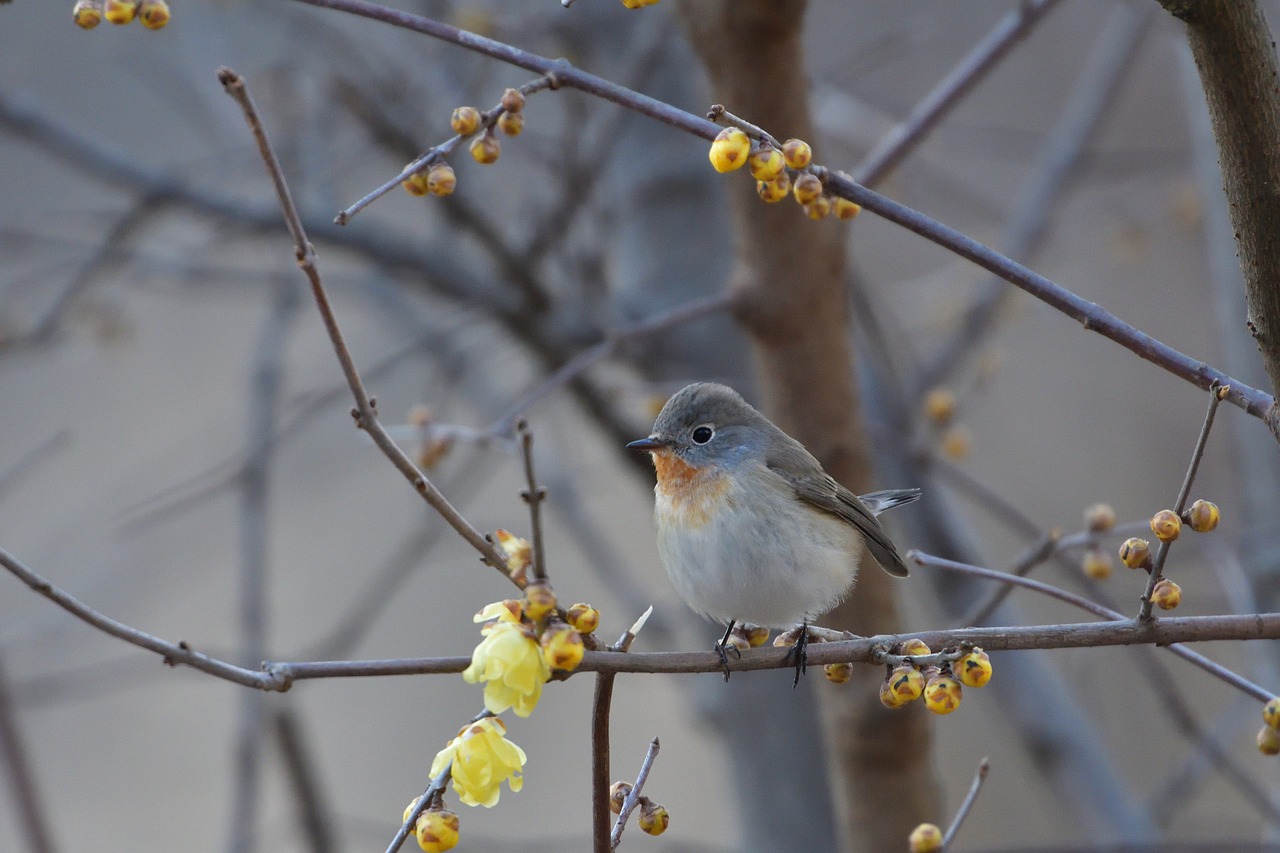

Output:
xmin=430 ymin=717 xmax=527 ymax=808
xmin=463 ymin=609 xmax=549 ymax=717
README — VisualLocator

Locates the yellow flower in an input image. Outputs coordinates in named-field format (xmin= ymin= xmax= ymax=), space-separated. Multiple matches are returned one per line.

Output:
xmin=430 ymin=717 xmax=527 ymax=808
xmin=463 ymin=615 xmax=549 ymax=717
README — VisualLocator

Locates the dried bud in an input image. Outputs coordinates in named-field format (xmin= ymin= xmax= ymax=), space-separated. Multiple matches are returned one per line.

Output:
xmin=1185 ymin=499 xmax=1220 ymax=533
xmin=638 ymin=801 xmax=669 ymax=836
xmin=781 ymin=137 xmax=812 ymax=169
xmin=501 ymin=87 xmax=525 ymax=114
xmin=1084 ymin=503 xmax=1116 ymax=533
xmin=1119 ymin=537 xmax=1152 ymax=570
xmin=708 ymin=127 xmax=751 ymax=173
xmin=1150 ymin=509 xmax=1182 ymax=542
xmin=451 ymin=106 xmax=481 ymax=136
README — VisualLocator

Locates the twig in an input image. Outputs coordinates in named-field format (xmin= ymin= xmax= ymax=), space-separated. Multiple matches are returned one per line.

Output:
xmin=274 ymin=708 xmax=338 ymax=853
xmin=941 ymin=758 xmax=989 ymax=849
xmin=854 ymin=0 xmax=1063 ymax=186
xmin=707 ymin=103 xmax=782 ymax=148
xmin=387 ymin=761 xmax=453 ymax=853
xmin=215 ymin=67 xmax=510 ymax=574
xmin=517 ymin=420 xmax=549 ymax=582
xmin=0 ymin=652 xmax=54 ymax=853
xmin=592 ymin=611 xmax=650 ymax=853
xmin=1139 ymin=382 xmax=1225 ymax=620
xmin=610 ymin=736 xmax=661 ymax=850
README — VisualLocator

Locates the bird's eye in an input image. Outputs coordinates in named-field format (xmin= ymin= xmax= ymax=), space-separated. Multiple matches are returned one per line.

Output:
xmin=691 ymin=425 xmax=714 ymax=445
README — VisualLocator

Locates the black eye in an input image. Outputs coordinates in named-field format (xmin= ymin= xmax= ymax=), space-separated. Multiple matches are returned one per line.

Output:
xmin=691 ymin=425 xmax=714 ymax=445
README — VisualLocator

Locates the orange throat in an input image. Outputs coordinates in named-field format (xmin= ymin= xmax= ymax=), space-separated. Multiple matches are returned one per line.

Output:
xmin=650 ymin=449 xmax=729 ymax=528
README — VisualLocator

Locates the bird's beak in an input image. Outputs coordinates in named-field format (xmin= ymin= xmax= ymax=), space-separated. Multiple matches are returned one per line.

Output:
xmin=626 ymin=436 xmax=670 ymax=452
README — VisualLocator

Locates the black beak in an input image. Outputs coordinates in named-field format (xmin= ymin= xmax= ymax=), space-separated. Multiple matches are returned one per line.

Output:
xmin=626 ymin=436 xmax=669 ymax=452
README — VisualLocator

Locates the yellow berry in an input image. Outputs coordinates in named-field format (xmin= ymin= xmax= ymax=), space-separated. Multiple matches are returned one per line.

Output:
xmin=470 ymin=133 xmax=501 ymax=164
xmin=501 ymin=88 xmax=525 ymax=114
xmin=496 ymin=111 xmax=523 ymax=136
xmin=540 ymin=622 xmax=585 ymax=671
xmin=824 ymin=662 xmax=854 ymax=684
xmin=427 ymin=163 xmax=456 ymax=197
xmin=639 ymin=801 xmax=669 ymax=836
xmin=1151 ymin=578 xmax=1182 ymax=610
xmin=922 ymin=388 xmax=955 ymax=425
xmin=1084 ymin=503 xmax=1116 ymax=532
xmin=1186 ymin=499 xmax=1220 ymax=532
xmin=451 ymin=106 xmax=481 ymax=136
xmin=402 ymin=170 xmax=430 ymax=197
xmin=609 ymin=781 xmax=632 ymax=814
xmin=103 ymin=0 xmax=136 ymax=24
xmin=833 ymin=197 xmax=861 ymax=220
xmin=1150 ymin=509 xmax=1182 ymax=542
xmin=524 ymin=580 xmax=556 ymax=621
xmin=137 ymin=0 xmax=168 ymax=28
xmin=909 ymin=822 xmax=943 ymax=853
xmin=708 ymin=127 xmax=751 ymax=173
xmin=781 ymin=138 xmax=812 ymax=169
xmin=743 ymin=624 xmax=771 ymax=647
xmin=1119 ymin=537 xmax=1152 ymax=569
xmin=748 ymin=146 xmax=785 ymax=181
xmin=956 ymin=648 xmax=992 ymax=688
xmin=415 ymin=808 xmax=459 ymax=853
xmin=1082 ymin=546 xmax=1113 ymax=580
xmin=923 ymin=674 xmax=962 ymax=715
xmin=1263 ymin=697 xmax=1280 ymax=730
xmin=941 ymin=425 xmax=971 ymax=459
xmin=73 ymin=0 xmax=103 ymax=28
xmin=756 ymin=174 xmax=791 ymax=203
xmin=792 ymin=173 xmax=822 ymax=205
xmin=886 ymin=664 xmax=925 ymax=703
xmin=566 ymin=603 xmax=600 ymax=634
xmin=898 ymin=638 xmax=931 ymax=658
xmin=1258 ymin=725 xmax=1280 ymax=756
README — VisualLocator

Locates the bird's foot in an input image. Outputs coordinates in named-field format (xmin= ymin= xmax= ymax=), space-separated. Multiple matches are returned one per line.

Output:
xmin=778 ymin=623 xmax=816 ymax=687
xmin=715 ymin=620 xmax=741 ymax=682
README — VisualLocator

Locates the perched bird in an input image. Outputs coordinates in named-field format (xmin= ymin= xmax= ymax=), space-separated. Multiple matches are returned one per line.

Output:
xmin=628 ymin=382 xmax=919 ymax=681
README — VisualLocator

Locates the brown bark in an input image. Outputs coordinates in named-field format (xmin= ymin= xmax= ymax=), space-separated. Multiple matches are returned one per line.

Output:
xmin=678 ymin=2 xmax=940 ymax=848
xmin=1162 ymin=0 xmax=1280 ymax=439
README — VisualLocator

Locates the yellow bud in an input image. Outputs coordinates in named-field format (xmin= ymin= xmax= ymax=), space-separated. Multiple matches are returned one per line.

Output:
xmin=137 ymin=0 xmax=168 ymax=28
xmin=609 ymin=781 xmax=632 ymax=814
xmin=804 ymin=196 xmax=832 ymax=220
xmin=402 ymin=170 xmax=431 ymax=197
xmin=1151 ymin=578 xmax=1182 ymax=610
xmin=833 ymin=197 xmax=861 ymax=220
xmin=898 ymin=639 xmax=931 ymax=658
xmin=743 ymin=624 xmax=771 ymax=648
xmin=922 ymin=388 xmax=956 ymax=425
xmin=724 ymin=632 xmax=750 ymax=654
xmin=566 ymin=603 xmax=600 ymax=634
xmin=540 ymin=623 xmax=585 ymax=671
xmin=956 ymin=648 xmax=992 ymax=688
xmin=1119 ymin=537 xmax=1152 ymax=570
xmin=708 ymin=127 xmax=751 ymax=173
xmin=73 ymin=0 xmax=103 ymax=28
xmin=1150 ymin=509 xmax=1181 ymax=542
xmin=524 ymin=580 xmax=556 ymax=621
xmin=501 ymin=88 xmax=525 ymax=114
xmin=470 ymin=133 xmax=501 ymax=164
xmin=427 ymin=164 xmax=456 ymax=197
xmin=1082 ymin=546 xmax=1113 ymax=580
xmin=415 ymin=808 xmax=459 ymax=853
xmin=747 ymin=146 xmax=785 ymax=181
xmin=1185 ymin=499 xmax=1220 ymax=532
xmin=1263 ymin=697 xmax=1280 ymax=730
xmin=781 ymin=138 xmax=812 ymax=169
xmin=639 ymin=801 xmax=670 ymax=836
xmin=886 ymin=664 xmax=925 ymax=703
xmin=756 ymin=174 xmax=791 ymax=203
xmin=923 ymin=674 xmax=962 ymax=715
xmin=493 ymin=529 xmax=532 ymax=578
xmin=941 ymin=425 xmax=971 ymax=459
xmin=1258 ymin=725 xmax=1280 ymax=756
xmin=879 ymin=677 xmax=910 ymax=709
xmin=403 ymin=796 xmax=424 ymax=825
xmin=909 ymin=822 xmax=943 ymax=853
xmin=496 ymin=111 xmax=523 ymax=137
xmin=103 ymin=0 xmax=136 ymax=24
xmin=1084 ymin=502 xmax=1116 ymax=532
xmin=824 ymin=662 xmax=854 ymax=684
xmin=792 ymin=173 xmax=822 ymax=206
xmin=451 ymin=106 xmax=481 ymax=136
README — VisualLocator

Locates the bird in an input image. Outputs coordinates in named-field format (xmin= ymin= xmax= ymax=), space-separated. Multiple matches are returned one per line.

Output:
xmin=627 ymin=382 xmax=919 ymax=682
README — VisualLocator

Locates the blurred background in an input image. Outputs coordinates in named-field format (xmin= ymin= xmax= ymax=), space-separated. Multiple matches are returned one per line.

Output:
xmin=1 ymin=0 xmax=1279 ymax=850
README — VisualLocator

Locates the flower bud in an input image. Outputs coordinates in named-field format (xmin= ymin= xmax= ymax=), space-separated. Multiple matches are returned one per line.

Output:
xmin=493 ymin=529 xmax=531 ymax=578
xmin=1264 ymin=697 xmax=1280 ymax=730
xmin=941 ymin=425 xmax=971 ymax=459
xmin=923 ymin=673 xmax=962 ymax=715
xmin=804 ymin=195 xmax=832 ymax=220
xmin=1185 ymin=499 xmax=1220 ymax=532
xmin=403 ymin=796 xmax=424 ymax=825
xmin=566 ymin=603 xmax=600 ymax=634
xmin=1150 ymin=509 xmax=1181 ymax=542
xmin=1258 ymin=725 xmax=1280 ymax=756
xmin=1084 ymin=502 xmax=1116 ymax=533
xmin=756 ymin=174 xmax=791 ymax=203
xmin=748 ymin=146 xmax=785 ymax=181
xmin=781 ymin=137 xmax=812 ymax=169
xmin=638 ymin=801 xmax=669 ymax=836
xmin=909 ymin=822 xmax=943 ymax=853
xmin=898 ymin=639 xmax=931 ymax=658
xmin=103 ymin=0 xmax=136 ymax=24
xmin=501 ymin=88 xmax=525 ymax=114
xmin=922 ymin=388 xmax=955 ymax=425
xmin=743 ymin=624 xmax=771 ymax=647
xmin=824 ymin=662 xmax=854 ymax=684
xmin=879 ymin=677 xmax=910 ymax=709
xmin=886 ymin=664 xmax=925 ymax=703
xmin=138 ymin=0 xmax=168 ymax=28
xmin=708 ymin=127 xmax=751 ymax=173
xmin=1119 ymin=537 xmax=1152 ymax=570
xmin=415 ymin=808 xmax=459 ymax=853
xmin=1151 ymin=578 xmax=1182 ymax=610
xmin=792 ymin=173 xmax=822 ymax=206
xmin=496 ymin=111 xmax=523 ymax=136
xmin=469 ymin=133 xmax=500 ymax=164
xmin=540 ymin=622 xmax=585 ymax=671
xmin=524 ymin=580 xmax=556 ymax=621
xmin=73 ymin=0 xmax=104 ymax=28
xmin=1082 ymin=546 xmax=1113 ymax=580
xmin=451 ymin=106 xmax=481 ymax=136
xmin=956 ymin=648 xmax=992 ymax=688
xmin=833 ymin=197 xmax=862 ymax=220
xmin=427 ymin=163 xmax=456 ymax=197
xmin=609 ymin=781 xmax=632 ymax=814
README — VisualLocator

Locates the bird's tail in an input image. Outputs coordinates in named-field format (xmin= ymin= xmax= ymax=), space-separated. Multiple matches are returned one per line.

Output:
xmin=858 ymin=488 xmax=922 ymax=517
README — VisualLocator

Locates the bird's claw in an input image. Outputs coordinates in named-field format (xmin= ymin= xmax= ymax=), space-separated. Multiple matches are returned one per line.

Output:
xmin=714 ymin=640 xmax=742 ymax=682
xmin=783 ymin=624 xmax=812 ymax=687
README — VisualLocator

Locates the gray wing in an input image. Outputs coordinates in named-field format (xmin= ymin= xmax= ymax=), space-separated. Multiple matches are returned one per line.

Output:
xmin=766 ymin=439 xmax=914 ymax=578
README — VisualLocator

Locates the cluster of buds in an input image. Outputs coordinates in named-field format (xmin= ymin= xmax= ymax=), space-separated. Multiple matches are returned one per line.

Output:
xmin=1115 ymin=499 xmax=1220 ymax=611
xmin=707 ymin=126 xmax=860 ymax=222
xmin=404 ymin=86 xmax=531 ymax=198
xmin=921 ymin=386 xmax=970 ymax=461
xmin=73 ymin=0 xmax=170 ymax=28
xmin=1258 ymin=697 xmax=1280 ymax=756
xmin=403 ymin=798 xmax=460 ymax=853
xmin=609 ymin=781 xmax=670 ymax=837
xmin=877 ymin=640 xmax=992 ymax=715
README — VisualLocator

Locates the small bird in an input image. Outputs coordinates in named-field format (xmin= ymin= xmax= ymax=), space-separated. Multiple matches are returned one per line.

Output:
xmin=627 ymin=382 xmax=919 ymax=682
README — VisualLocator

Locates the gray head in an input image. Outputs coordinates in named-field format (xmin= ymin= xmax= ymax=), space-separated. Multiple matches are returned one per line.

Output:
xmin=627 ymin=383 xmax=777 ymax=468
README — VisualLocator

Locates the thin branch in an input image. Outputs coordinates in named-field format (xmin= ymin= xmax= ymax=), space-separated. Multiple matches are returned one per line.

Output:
xmin=610 ymin=736 xmax=661 ymax=850
xmin=387 ymin=761 xmax=453 ymax=853
xmin=215 ymin=66 xmax=510 ymax=574
xmin=941 ymin=757 xmax=989 ymax=849
xmin=960 ymin=530 xmax=1061 ymax=626
xmin=592 ymin=621 xmax=644 ymax=853
xmin=517 ymin=420 xmax=549 ymax=583
xmin=0 ymin=652 xmax=54 ymax=853
xmin=274 ymin=708 xmax=338 ymax=853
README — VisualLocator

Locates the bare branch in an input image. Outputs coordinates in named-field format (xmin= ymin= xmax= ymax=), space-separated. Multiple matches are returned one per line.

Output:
xmin=610 ymin=737 xmax=661 ymax=850
xmin=942 ymin=757 xmax=989 ymax=849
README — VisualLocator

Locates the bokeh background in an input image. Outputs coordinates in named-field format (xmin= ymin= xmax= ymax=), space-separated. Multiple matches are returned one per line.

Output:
xmin=1 ymin=1 xmax=1278 ymax=850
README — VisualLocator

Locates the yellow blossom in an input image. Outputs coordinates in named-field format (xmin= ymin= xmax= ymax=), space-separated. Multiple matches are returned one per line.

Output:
xmin=463 ymin=617 xmax=549 ymax=717
xmin=430 ymin=717 xmax=527 ymax=808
